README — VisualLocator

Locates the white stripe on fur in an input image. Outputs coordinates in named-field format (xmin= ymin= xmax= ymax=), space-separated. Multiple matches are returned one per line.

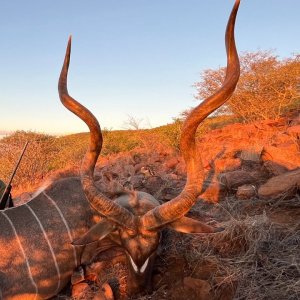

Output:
xmin=43 ymin=191 xmax=78 ymax=267
xmin=25 ymin=204 xmax=62 ymax=294
xmin=1 ymin=211 xmax=38 ymax=299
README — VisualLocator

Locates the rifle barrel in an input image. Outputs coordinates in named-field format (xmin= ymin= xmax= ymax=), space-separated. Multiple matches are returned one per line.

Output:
xmin=7 ymin=141 xmax=29 ymax=186
xmin=0 ymin=141 xmax=29 ymax=204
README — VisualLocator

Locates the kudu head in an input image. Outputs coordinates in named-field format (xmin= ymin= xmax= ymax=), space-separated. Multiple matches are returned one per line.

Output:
xmin=58 ymin=0 xmax=240 ymax=295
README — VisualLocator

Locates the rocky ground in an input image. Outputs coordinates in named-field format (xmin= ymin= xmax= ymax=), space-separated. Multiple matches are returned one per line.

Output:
xmin=17 ymin=115 xmax=300 ymax=299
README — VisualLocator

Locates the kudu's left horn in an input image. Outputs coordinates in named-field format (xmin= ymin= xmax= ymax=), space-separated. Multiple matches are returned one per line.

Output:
xmin=58 ymin=36 xmax=136 ymax=231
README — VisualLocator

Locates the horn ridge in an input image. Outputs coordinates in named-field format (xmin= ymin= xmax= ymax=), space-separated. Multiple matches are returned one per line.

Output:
xmin=141 ymin=0 xmax=241 ymax=230
xmin=58 ymin=36 xmax=136 ymax=230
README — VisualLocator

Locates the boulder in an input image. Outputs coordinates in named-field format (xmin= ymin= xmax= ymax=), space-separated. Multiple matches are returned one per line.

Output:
xmin=239 ymin=150 xmax=261 ymax=163
xmin=220 ymin=170 xmax=257 ymax=190
xmin=263 ymin=160 xmax=289 ymax=176
xmin=129 ymin=174 xmax=144 ymax=189
xmin=261 ymin=145 xmax=300 ymax=171
xmin=143 ymin=176 xmax=164 ymax=193
xmin=236 ymin=184 xmax=256 ymax=200
xmin=258 ymin=168 xmax=300 ymax=198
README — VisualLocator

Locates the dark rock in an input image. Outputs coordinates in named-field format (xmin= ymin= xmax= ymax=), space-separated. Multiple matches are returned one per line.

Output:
xmin=220 ymin=170 xmax=257 ymax=190
xmin=258 ymin=168 xmax=300 ymax=198
xmin=236 ymin=184 xmax=256 ymax=200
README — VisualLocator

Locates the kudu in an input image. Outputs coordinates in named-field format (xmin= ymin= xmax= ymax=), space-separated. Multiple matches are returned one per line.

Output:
xmin=0 ymin=0 xmax=240 ymax=299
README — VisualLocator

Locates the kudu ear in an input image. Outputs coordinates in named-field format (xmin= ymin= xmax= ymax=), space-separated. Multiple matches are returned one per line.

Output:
xmin=168 ymin=216 xmax=224 ymax=234
xmin=72 ymin=220 xmax=116 ymax=246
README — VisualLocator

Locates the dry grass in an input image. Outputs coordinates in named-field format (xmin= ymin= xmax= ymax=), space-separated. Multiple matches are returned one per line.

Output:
xmin=170 ymin=196 xmax=300 ymax=300
xmin=0 ymin=131 xmax=84 ymax=196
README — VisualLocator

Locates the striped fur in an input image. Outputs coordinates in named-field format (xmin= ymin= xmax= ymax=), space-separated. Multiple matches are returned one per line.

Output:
xmin=0 ymin=177 xmax=99 ymax=299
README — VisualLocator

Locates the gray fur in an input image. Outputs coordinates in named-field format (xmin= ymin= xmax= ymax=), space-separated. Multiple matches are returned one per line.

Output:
xmin=0 ymin=177 xmax=98 ymax=299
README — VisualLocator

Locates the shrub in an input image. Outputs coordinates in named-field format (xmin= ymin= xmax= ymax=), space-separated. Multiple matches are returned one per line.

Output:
xmin=154 ymin=120 xmax=183 ymax=152
xmin=194 ymin=51 xmax=300 ymax=122
xmin=0 ymin=131 xmax=60 ymax=193
xmin=102 ymin=129 xmax=142 ymax=155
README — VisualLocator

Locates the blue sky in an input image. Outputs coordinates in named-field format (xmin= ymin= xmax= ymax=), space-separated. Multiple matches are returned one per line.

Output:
xmin=0 ymin=0 xmax=299 ymax=134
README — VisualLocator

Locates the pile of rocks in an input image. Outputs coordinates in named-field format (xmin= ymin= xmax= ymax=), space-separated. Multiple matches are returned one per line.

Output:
xmin=198 ymin=117 xmax=300 ymax=202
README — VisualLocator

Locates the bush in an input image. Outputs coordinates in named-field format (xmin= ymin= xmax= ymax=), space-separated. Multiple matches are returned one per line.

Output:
xmin=0 ymin=131 xmax=60 ymax=193
xmin=194 ymin=51 xmax=300 ymax=122
xmin=153 ymin=120 xmax=183 ymax=152
xmin=0 ymin=129 xmax=144 ymax=194
xmin=102 ymin=129 xmax=142 ymax=155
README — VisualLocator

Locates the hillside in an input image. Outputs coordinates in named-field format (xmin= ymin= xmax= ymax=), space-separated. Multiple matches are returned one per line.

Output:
xmin=0 ymin=113 xmax=299 ymax=299
xmin=0 ymin=114 xmax=236 ymax=196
